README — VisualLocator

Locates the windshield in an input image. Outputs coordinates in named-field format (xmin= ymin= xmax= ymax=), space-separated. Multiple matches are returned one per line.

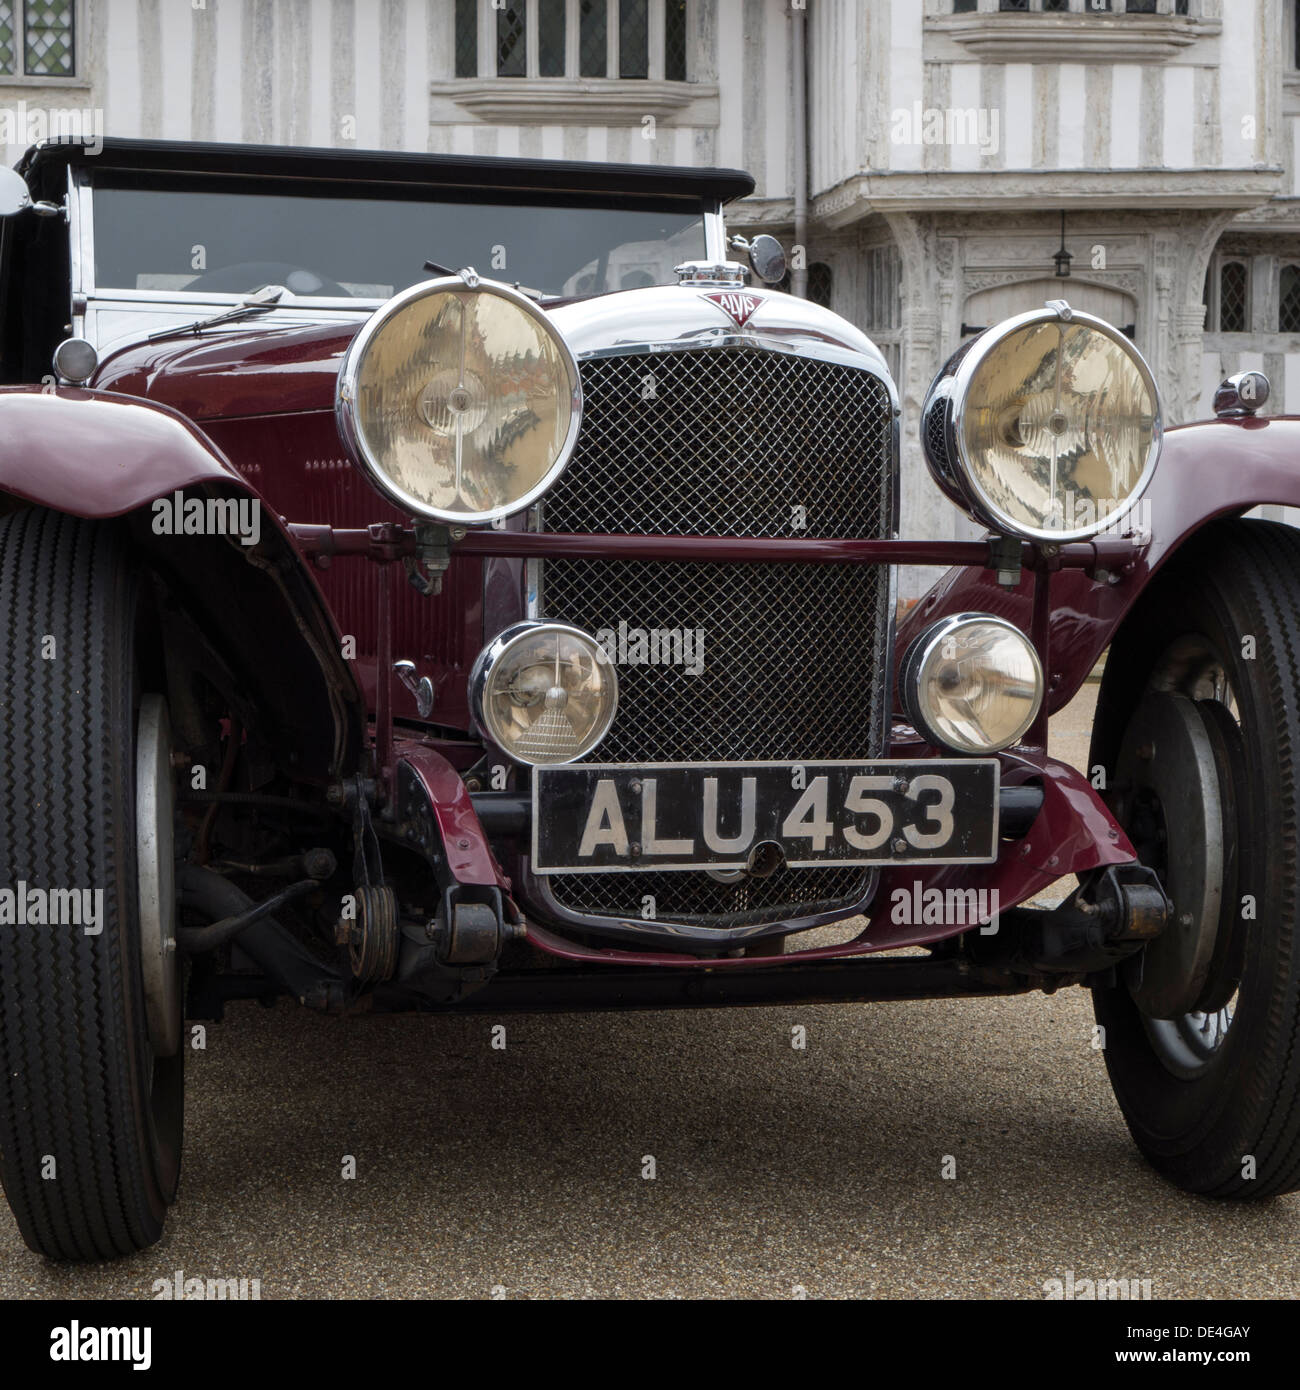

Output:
xmin=91 ymin=183 xmax=707 ymax=301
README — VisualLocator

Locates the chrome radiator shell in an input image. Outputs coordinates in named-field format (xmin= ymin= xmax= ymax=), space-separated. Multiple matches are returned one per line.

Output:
xmin=524 ymin=292 xmax=899 ymax=944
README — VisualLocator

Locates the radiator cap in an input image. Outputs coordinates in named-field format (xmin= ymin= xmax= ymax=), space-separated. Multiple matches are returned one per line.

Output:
xmin=675 ymin=259 xmax=748 ymax=288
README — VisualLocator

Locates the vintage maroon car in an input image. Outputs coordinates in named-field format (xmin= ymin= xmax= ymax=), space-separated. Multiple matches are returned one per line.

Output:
xmin=2 ymin=137 xmax=1299 ymax=1261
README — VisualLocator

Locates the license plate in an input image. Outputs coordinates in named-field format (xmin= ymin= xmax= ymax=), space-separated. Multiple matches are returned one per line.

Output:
xmin=532 ymin=760 xmax=1000 ymax=874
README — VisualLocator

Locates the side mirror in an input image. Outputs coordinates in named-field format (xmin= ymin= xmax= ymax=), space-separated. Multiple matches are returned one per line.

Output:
xmin=728 ymin=233 xmax=788 ymax=286
xmin=0 ymin=167 xmax=31 ymax=218
xmin=746 ymin=234 xmax=788 ymax=285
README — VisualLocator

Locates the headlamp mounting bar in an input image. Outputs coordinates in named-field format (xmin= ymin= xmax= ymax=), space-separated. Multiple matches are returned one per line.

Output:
xmin=285 ymin=523 xmax=1146 ymax=582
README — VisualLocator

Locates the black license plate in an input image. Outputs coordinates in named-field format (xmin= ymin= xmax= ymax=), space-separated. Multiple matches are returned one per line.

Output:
xmin=532 ymin=760 xmax=1000 ymax=874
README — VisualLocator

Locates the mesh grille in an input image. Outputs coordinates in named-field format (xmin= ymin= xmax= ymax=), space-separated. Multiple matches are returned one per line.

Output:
xmin=923 ymin=392 xmax=949 ymax=472
xmin=537 ymin=348 xmax=895 ymax=928
xmin=544 ymin=350 xmax=892 ymax=539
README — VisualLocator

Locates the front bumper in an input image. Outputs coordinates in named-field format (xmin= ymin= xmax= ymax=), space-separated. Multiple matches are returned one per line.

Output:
xmin=450 ymin=743 xmax=1136 ymax=961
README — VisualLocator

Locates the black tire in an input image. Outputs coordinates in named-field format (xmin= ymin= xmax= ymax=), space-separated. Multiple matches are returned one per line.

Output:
xmin=1090 ymin=520 xmax=1300 ymax=1198
xmin=0 ymin=508 xmax=182 ymax=1259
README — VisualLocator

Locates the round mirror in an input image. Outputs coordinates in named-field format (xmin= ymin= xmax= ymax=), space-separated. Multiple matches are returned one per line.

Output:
xmin=748 ymin=234 xmax=787 ymax=285
xmin=0 ymin=167 xmax=31 ymax=218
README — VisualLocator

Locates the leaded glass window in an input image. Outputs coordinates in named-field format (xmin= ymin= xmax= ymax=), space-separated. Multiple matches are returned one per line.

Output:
xmin=1219 ymin=261 xmax=1248 ymax=333
xmin=23 ymin=0 xmax=73 ymax=76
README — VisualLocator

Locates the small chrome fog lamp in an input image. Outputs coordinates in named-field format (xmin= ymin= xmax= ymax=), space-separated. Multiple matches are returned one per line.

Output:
xmin=469 ymin=621 xmax=617 ymax=766
xmin=901 ymin=613 xmax=1044 ymax=755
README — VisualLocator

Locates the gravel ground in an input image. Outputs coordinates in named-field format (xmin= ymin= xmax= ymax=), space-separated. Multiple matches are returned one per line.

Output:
xmin=3 ymin=680 xmax=1298 ymax=1298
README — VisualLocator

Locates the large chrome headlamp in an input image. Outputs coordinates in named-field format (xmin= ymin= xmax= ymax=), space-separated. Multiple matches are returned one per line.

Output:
xmin=470 ymin=621 xmax=618 ymax=766
xmin=921 ymin=302 xmax=1161 ymax=543
xmin=336 ymin=275 xmax=582 ymax=525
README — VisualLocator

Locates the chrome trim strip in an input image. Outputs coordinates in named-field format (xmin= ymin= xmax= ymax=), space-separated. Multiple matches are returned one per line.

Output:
xmin=703 ymin=204 xmax=727 ymax=262
xmin=68 ymin=165 xmax=90 ymax=337
xmin=525 ymin=555 xmax=543 ymax=619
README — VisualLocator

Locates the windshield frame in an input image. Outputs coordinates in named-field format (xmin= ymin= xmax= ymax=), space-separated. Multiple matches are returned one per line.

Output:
xmin=70 ymin=164 xmax=727 ymax=350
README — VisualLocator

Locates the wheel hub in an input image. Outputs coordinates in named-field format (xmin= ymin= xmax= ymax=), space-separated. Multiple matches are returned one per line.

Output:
xmin=1113 ymin=692 xmax=1229 ymax=1020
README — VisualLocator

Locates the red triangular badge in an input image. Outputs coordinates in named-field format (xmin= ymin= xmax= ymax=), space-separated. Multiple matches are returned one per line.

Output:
xmin=702 ymin=290 xmax=762 ymax=328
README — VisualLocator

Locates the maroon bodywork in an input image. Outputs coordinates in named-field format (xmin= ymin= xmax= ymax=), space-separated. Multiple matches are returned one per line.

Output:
xmin=4 ymin=321 xmax=1297 ymax=966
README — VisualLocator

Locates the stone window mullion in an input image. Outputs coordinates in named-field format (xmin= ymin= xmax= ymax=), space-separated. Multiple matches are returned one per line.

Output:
xmin=477 ymin=0 xmax=494 ymax=78
xmin=526 ymin=0 xmax=539 ymax=79
xmin=566 ymin=0 xmax=580 ymax=76
xmin=648 ymin=0 xmax=665 ymax=81
xmin=1253 ymin=255 xmax=1276 ymax=337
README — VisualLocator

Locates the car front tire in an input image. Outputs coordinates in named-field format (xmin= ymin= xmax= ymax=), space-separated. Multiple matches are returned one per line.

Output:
xmin=0 ymin=508 xmax=183 ymax=1259
xmin=1090 ymin=520 xmax=1300 ymax=1198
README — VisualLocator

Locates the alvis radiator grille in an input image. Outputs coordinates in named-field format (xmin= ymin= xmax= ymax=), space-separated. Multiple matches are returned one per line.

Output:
xmin=537 ymin=346 xmax=896 ymax=928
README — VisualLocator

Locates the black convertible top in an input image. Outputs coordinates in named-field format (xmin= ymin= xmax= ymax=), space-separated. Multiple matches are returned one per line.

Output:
xmin=20 ymin=136 xmax=755 ymax=205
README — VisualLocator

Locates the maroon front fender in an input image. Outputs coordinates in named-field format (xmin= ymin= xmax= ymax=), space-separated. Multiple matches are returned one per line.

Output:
xmin=0 ymin=385 xmax=366 ymax=780
xmin=899 ymin=414 xmax=1300 ymax=714
xmin=0 ymin=385 xmax=249 ymax=518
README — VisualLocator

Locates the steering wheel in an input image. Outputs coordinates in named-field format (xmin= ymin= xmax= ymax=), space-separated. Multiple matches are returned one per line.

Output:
xmin=185 ymin=260 xmax=352 ymax=298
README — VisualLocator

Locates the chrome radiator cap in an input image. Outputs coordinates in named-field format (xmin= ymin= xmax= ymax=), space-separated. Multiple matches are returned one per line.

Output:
xmin=674 ymin=259 xmax=749 ymax=287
